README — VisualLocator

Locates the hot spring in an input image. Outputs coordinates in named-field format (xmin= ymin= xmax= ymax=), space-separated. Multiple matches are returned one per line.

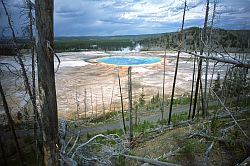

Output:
xmin=96 ymin=56 xmax=161 ymax=66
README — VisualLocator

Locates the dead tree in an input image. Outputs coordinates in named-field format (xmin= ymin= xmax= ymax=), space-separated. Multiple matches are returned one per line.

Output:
xmin=95 ymin=94 xmax=98 ymax=117
xmin=200 ymin=73 xmax=206 ymax=117
xmin=0 ymin=81 xmax=24 ymax=165
xmin=118 ymin=71 xmax=126 ymax=133
xmin=123 ymin=154 xmax=181 ymax=166
xmin=192 ymin=0 xmax=210 ymax=119
xmin=192 ymin=58 xmax=203 ymax=119
xmin=35 ymin=0 xmax=59 ymax=164
xmin=168 ymin=0 xmax=187 ymax=125
xmin=182 ymin=50 xmax=250 ymax=68
xmin=90 ymin=87 xmax=94 ymax=118
xmin=29 ymin=4 xmax=40 ymax=166
xmin=128 ymin=67 xmax=133 ymax=143
xmin=205 ymin=0 xmax=217 ymax=109
xmin=26 ymin=0 xmax=36 ymax=108
xmin=0 ymin=135 xmax=7 ymax=165
xmin=1 ymin=0 xmax=43 ymax=163
xmin=84 ymin=88 xmax=87 ymax=118
xmin=1 ymin=0 xmax=42 ymax=134
xmin=101 ymin=87 xmax=106 ymax=117
xmin=75 ymin=87 xmax=80 ymax=119
xmin=161 ymin=47 xmax=167 ymax=121
xmin=22 ymin=0 xmax=41 ymax=163
xmin=110 ymin=77 xmax=115 ymax=112
xmin=188 ymin=55 xmax=197 ymax=119
xmin=135 ymin=102 xmax=138 ymax=126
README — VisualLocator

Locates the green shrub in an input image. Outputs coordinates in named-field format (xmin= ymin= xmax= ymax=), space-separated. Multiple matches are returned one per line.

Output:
xmin=181 ymin=139 xmax=206 ymax=159
xmin=171 ymin=112 xmax=188 ymax=124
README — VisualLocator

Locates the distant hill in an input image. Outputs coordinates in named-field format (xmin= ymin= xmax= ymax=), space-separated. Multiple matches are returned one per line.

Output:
xmin=55 ymin=33 xmax=163 ymax=41
xmin=54 ymin=27 xmax=250 ymax=52
xmin=1 ymin=27 xmax=249 ymax=54
xmin=137 ymin=27 xmax=250 ymax=51
xmin=54 ymin=34 xmax=163 ymax=52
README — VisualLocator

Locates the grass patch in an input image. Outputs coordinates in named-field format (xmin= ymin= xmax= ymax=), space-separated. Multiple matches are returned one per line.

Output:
xmin=104 ymin=128 xmax=124 ymax=136
xmin=171 ymin=112 xmax=188 ymax=124
xmin=157 ymin=118 xmax=168 ymax=125
xmin=89 ymin=111 xmax=120 ymax=123
xmin=113 ymin=155 xmax=126 ymax=166
xmin=172 ymin=96 xmax=191 ymax=105
xmin=134 ymin=120 xmax=156 ymax=134
xmin=180 ymin=138 xmax=207 ymax=160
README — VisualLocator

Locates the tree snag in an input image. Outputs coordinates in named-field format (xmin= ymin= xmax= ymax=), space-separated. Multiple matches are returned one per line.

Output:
xmin=35 ymin=0 xmax=59 ymax=164
xmin=168 ymin=0 xmax=187 ymax=125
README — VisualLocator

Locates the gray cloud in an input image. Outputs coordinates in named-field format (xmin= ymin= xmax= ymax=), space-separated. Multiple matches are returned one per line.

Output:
xmin=0 ymin=0 xmax=249 ymax=37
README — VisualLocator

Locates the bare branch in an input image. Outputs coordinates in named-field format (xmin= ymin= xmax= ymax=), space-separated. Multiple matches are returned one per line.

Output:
xmin=211 ymin=89 xmax=250 ymax=140
xmin=204 ymin=142 xmax=214 ymax=166
xmin=181 ymin=50 xmax=250 ymax=68
xmin=124 ymin=154 xmax=181 ymax=166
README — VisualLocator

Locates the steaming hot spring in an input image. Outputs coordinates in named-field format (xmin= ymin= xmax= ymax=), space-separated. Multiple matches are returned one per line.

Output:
xmin=96 ymin=56 xmax=162 ymax=66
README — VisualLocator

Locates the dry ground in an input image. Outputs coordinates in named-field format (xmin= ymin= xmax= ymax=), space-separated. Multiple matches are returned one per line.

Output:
xmin=55 ymin=51 xmax=199 ymax=119
xmin=0 ymin=50 xmax=219 ymax=123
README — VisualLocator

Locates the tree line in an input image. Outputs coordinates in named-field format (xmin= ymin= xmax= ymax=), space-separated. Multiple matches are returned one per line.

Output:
xmin=0 ymin=0 xmax=249 ymax=165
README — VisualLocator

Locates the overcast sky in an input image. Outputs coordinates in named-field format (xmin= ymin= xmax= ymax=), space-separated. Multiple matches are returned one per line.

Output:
xmin=0 ymin=0 xmax=250 ymax=37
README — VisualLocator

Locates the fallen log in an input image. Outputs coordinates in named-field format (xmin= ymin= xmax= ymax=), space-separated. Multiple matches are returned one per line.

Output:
xmin=238 ymin=156 xmax=250 ymax=166
xmin=204 ymin=142 xmax=214 ymax=166
xmin=188 ymin=133 xmax=250 ymax=148
xmin=180 ymin=50 xmax=250 ymax=68
xmin=123 ymin=154 xmax=181 ymax=166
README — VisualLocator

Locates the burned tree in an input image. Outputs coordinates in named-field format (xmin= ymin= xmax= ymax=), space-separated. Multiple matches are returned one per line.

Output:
xmin=118 ymin=71 xmax=126 ymax=133
xmin=168 ymin=0 xmax=187 ymax=125
xmin=35 ymin=0 xmax=59 ymax=164
xmin=0 ymin=80 xmax=24 ymax=165
xmin=128 ymin=67 xmax=133 ymax=143
xmin=192 ymin=0 xmax=210 ymax=119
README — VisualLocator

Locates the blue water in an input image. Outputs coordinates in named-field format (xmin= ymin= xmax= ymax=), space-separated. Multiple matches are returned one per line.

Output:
xmin=96 ymin=56 xmax=161 ymax=66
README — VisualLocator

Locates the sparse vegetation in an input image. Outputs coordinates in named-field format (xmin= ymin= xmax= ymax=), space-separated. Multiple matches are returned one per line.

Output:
xmin=1 ymin=0 xmax=249 ymax=165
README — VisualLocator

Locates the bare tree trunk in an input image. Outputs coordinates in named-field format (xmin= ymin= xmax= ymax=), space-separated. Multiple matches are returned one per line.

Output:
xmin=202 ymin=0 xmax=209 ymax=114
xmin=90 ymin=87 xmax=94 ymax=118
xmin=205 ymin=0 xmax=217 ymax=110
xmin=188 ymin=56 xmax=196 ymax=119
xmin=248 ymin=38 xmax=250 ymax=49
xmin=204 ymin=62 xmax=209 ymax=110
xmin=35 ymin=0 xmax=59 ymax=164
xmin=101 ymin=87 xmax=105 ymax=117
xmin=192 ymin=0 xmax=210 ymax=119
xmin=1 ymin=0 xmax=42 ymax=135
xmin=200 ymin=73 xmax=206 ymax=117
xmin=25 ymin=0 xmax=41 ymax=164
xmin=221 ymin=66 xmax=230 ymax=102
xmin=110 ymin=78 xmax=115 ymax=112
xmin=0 ymin=81 xmax=23 ymax=165
xmin=209 ymin=56 xmax=217 ymax=93
xmin=95 ymin=94 xmax=98 ymax=117
xmin=135 ymin=102 xmax=138 ymax=126
xmin=0 ymin=135 xmax=8 ymax=165
xmin=1 ymin=0 xmax=43 ymax=164
xmin=84 ymin=88 xmax=87 ymax=118
xmin=124 ymin=154 xmax=180 ymax=166
xmin=168 ymin=0 xmax=187 ymax=125
xmin=128 ymin=67 xmax=133 ymax=143
xmin=182 ymin=50 xmax=250 ymax=68
xmin=161 ymin=47 xmax=167 ymax=121
xmin=118 ymin=71 xmax=126 ymax=133
xmin=192 ymin=58 xmax=202 ymax=119
xmin=75 ymin=87 xmax=80 ymax=119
